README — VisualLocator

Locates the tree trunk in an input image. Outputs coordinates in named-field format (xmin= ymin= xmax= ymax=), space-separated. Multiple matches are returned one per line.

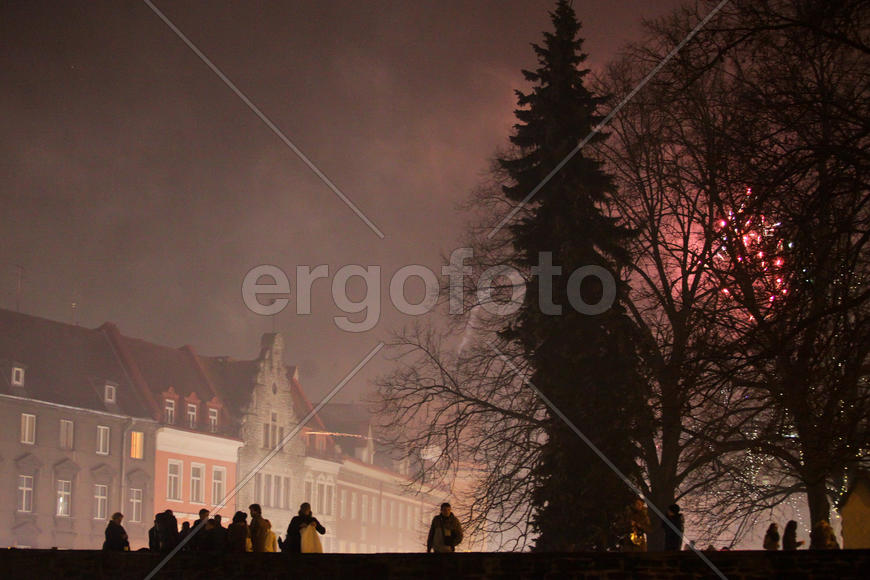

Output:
xmin=806 ymin=476 xmax=831 ymax=528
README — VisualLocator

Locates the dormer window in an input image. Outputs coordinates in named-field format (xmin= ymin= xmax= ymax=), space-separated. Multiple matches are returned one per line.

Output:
xmin=164 ymin=399 xmax=175 ymax=424
xmin=208 ymin=408 xmax=219 ymax=433
xmin=104 ymin=383 xmax=116 ymax=404
xmin=187 ymin=404 xmax=197 ymax=429
xmin=11 ymin=366 xmax=25 ymax=386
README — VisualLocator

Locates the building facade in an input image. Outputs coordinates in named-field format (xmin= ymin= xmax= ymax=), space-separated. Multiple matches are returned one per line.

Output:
xmin=1 ymin=309 xmax=444 ymax=551
xmin=0 ymin=309 xmax=157 ymax=548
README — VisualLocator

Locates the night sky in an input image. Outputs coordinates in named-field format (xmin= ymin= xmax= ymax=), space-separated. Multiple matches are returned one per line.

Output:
xmin=1 ymin=1 xmax=682 ymax=402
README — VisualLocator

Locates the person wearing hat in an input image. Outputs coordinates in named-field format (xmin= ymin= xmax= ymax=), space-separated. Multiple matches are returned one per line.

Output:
xmin=663 ymin=503 xmax=685 ymax=551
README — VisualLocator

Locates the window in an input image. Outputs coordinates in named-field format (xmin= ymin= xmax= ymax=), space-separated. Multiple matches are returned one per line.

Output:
xmin=129 ymin=488 xmax=143 ymax=523
xmin=164 ymin=399 xmax=175 ymax=424
xmin=273 ymin=475 xmax=282 ymax=508
xmin=362 ymin=495 xmax=369 ymax=523
xmin=340 ymin=489 xmax=347 ymax=518
xmin=351 ymin=492 xmax=358 ymax=519
xmin=104 ymin=383 xmax=116 ymax=404
xmin=212 ymin=467 xmax=226 ymax=506
xmin=371 ymin=497 xmax=378 ymax=523
xmin=167 ymin=460 xmax=182 ymax=501
xmin=17 ymin=475 xmax=33 ymax=512
xmin=304 ymin=477 xmax=313 ymax=503
xmin=317 ymin=479 xmax=325 ymax=513
xmin=325 ymin=483 xmax=334 ymax=516
xmin=254 ymin=473 xmax=262 ymax=503
xmin=20 ymin=413 xmax=36 ymax=444
xmin=190 ymin=463 xmax=204 ymax=503
xmin=11 ymin=366 xmax=25 ymax=386
xmin=96 ymin=425 xmax=110 ymax=455
xmin=283 ymin=476 xmax=292 ymax=509
xmin=208 ymin=408 xmax=219 ymax=433
xmin=59 ymin=419 xmax=74 ymax=449
xmin=94 ymin=484 xmax=108 ymax=520
xmin=130 ymin=431 xmax=144 ymax=459
xmin=187 ymin=404 xmax=197 ymax=429
xmin=56 ymin=479 xmax=72 ymax=517
xmin=264 ymin=474 xmax=273 ymax=507
xmin=264 ymin=412 xmax=280 ymax=449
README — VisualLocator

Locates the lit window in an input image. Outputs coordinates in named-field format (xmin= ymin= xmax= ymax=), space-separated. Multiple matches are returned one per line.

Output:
xmin=20 ymin=413 xmax=36 ymax=444
xmin=17 ymin=475 xmax=33 ymax=512
xmin=167 ymin=460 xmax=182 ymax=501
xmin=208 ymin=408 xmax=219 ymax=433
xmin=130 ymin=431 xmax=144 ymax=459
xmin=129 ymin=488 xmax=143 ymax=522
xmin=190 ymin=463 xmax=204 ymax=503
xmin=56 ymin=479 xmax=72 ymax=517
xmin=96 ymin=425 xmax=110 ymax=455
xmin=104 ymin=383 xmax=116 ymax=404
xmin=59 ymin=419 xmax=74 ymax=449
xmin=187 ymin=404 xmax=197 ymax=429
xmin=94 ymin=484 xmax=108 ymax=520
xmin=164 ymin=399 xmax=175 ymax=424
xmin=11 ymin=366 xmax=25 ymax=386
xmin=212 ymin=467 xmax=226 ymax=506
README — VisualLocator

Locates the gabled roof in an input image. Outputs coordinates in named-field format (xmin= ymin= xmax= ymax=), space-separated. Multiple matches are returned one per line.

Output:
xmin=199 ymin=357 xmax=259 ymax=421
xmin=0 ymin=308 xmax=151 ymax=417
xmin=317 ymin=403 xmax=372 ymax=454
xmin=117 ymin=336 xmax=215 ymax=402
xmin=838 ymin=469 xmax=870 ymax=509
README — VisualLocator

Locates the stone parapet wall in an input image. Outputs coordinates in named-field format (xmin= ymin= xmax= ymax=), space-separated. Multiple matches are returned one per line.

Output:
xmin=0 ymin=549 xmax=866 ymax=579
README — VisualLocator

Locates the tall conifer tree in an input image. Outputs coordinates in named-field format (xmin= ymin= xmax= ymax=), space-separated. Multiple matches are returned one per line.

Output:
xmin=499 ymin=0 xmax=645 ymax=550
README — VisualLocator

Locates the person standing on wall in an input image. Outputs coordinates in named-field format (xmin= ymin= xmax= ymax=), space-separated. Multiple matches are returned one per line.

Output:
xmin=427 ymin=503 xmax=464 ymax=553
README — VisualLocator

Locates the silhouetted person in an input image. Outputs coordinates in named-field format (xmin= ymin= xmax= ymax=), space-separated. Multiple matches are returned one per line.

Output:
xmin=285 ymin=502 xmax=326 ymax=553
xmin=763 ymin=523 xmax=780 ymax=550
xmin=663 ymin=504 xmax=684 ymax=551
xmin=810 ymin=520 xmax=839 ymax=549
xmin=190 ymin=508 xmax=210 ymax=550
xmin=249 ymin=503 xmax=270 ymax=552
xmin=227 ymin=511 xmax=250 ymax=553
xmin=179 ymin=521 xmax=192 ymax=549
xmin=148 ymin=516 xmax=160 ymax=552
xmin=208 ymin=514 xmax=228 ymax=552
xmin=157 ymin=509 xmax=180 ymax=552
xmin=103 ymin=512 xmax=130 ymax=551
xmin=427 ymin=503 xmax=463 ymax=553
xmin=783 ymin=520 xmax=804 ymax=550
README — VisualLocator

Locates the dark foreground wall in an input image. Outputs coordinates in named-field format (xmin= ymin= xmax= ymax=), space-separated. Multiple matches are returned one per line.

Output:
xmin=0 ymin=549 xmax=867 ymax=580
